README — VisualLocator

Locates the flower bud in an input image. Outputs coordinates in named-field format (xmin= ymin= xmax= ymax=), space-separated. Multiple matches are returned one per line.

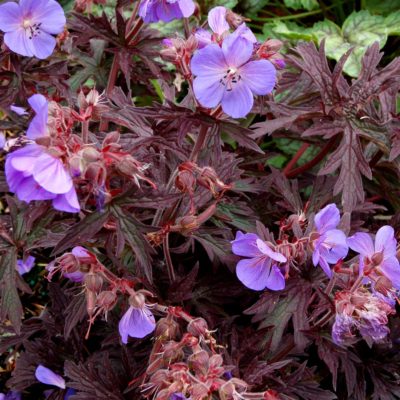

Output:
xmin=84 ymin=162 xmax=106 ymax=186
xmin=59 ymin=253 xmax=80 ymax=274
xmin=84 ymin=272 xmax=103 ymax=292
xmin=102 ymin=131 xmax=120 ymax=147
xmin=96 ymin=290 xmax=117 ymax=310
xmin=81 ymin=147 xmax=100 ymax=162
xmin=155 ymin=316 xmax=180 ymax=340
xmin=129 ymin=292 xmax=146 ymax=308
xmin=225 ymin=9 xmax=247 ymax=29
xmin=187 ymin=317 xmax=208 ymax=337
xmin=371 ymin=251 xmax=384 ymax=266
xmin=175 ymin=170 xmax=196 ymax=194
xmin=188 ymin=350 xmax=209 ymax=376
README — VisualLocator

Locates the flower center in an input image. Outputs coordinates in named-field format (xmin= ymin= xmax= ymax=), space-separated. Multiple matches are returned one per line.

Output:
xmin=220 ymin=68 xmax=241 ymax=91
xmin=22 ymin=19 xmax=42 ymax=40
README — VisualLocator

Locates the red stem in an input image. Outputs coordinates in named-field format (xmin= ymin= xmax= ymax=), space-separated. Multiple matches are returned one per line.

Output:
xmin=99 ymin=56 xmax=119 ymax=131
xmin=163 ymin=233 xmax=176 ymax=282
xmin=283 ymin=142 xmax=310 ymax=175
xmin=285 ymin=137 xmax=337 ymax=178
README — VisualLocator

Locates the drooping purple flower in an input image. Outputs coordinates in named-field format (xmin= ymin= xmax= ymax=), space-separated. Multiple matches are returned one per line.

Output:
xmin=5 ymin=143 xmax=80 ymax=213
xmin=0 ymin=0 xmax=66 ymax=59
xmin=46 ymin=246 xmax=89 ymax=282
xmin=0 ymin=392 xmax=21 ymax=400
xmin=10 ymin=105 xmax=28 ymax=116
xmin=119 ymin=304 xmax=156 ymax=343
xmin=191 ymin=29 xmax=276 ymax=118
xmin=170 ymin=394 xmax=191 ymax=400
xmin=27 ymin=94 xmax=49 ymax=139
xmin=332 ymin=289 xmax=395 ymax=346
xmin=231 ymin=231 xmax=286 ymax=291
xmin=332 ymin=314 xmax=356 ymax=345
xmin=347 ymin=225 xmax=400 ymax=289
xmin=0 ymin=132 xmax=5 ymax=150
xmin=17 ymin=255 xmax=35 ymax=275
xmin=311 ymin=204 xmax=348 ymax=278
xmin=139 ymin=0 xmax=195 ymax=23
xmin=35 ymin=365 xmax=66 ymax=389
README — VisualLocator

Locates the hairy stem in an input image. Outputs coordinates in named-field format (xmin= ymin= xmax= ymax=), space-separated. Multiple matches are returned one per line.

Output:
xmin=81 ymin=120 xmax=89 ymax=143
xmin=100 ymin=56 xmax=120 ymax=131
xmin=163 ymin=233 xmax=176 ymax=282
xmin=283 ymin=142 xmax=310 ymax=175
xmin=285 ymin=137 xmax=337 ymax=178
xmin=189 ymin=125 xmax=209 ymax=162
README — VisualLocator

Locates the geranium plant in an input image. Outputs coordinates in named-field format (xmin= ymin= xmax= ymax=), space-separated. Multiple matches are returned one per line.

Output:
xmin=0 ymin=1 xmax=399 ymax=399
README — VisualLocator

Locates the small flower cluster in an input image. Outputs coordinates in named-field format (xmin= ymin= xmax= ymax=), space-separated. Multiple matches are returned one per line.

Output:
xmin=47 ymin=246 xmax=156 ymax=343
xmin=2 ymin=90 xmax=155 ymax=214
xmin=231 ymin=203 xmax=400 ymax=346
xmin=160 ymin=6 xmax=284 ymax=118
xmin=143 ymin=310 xmax=278 ymax=400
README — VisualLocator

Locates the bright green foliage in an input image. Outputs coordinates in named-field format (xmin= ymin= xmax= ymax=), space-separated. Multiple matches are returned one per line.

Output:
xmin=262 ymin=10 xmax=400 ymax=77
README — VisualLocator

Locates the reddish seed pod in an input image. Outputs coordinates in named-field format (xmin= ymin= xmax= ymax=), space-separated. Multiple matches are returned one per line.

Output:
xmin=84 ymin=272 xmax=103 ymax=292
xmin=155 ymin=316 xmax=180 ymax=340
xmin=187 ymin=317 xmax=208 ymax=337
xmin=96 ymin=290 xmax=117 ymax=310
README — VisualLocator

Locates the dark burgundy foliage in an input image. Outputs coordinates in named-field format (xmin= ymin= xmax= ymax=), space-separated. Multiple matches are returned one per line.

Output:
xmin=0 ymin=1 xmax=400 ymax=400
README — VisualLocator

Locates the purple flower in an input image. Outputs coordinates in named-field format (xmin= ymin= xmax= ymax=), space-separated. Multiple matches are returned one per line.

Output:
xmin=119 ymin=304 xmax=156 ymax=343
xmin=311 ymin=204 xmax=348 ymax=278
xmin=139 ymin=0 xmax=195 ymax=23
xmin=17 ymin=255 xmax=35 ymax=275
xmin=10 ymin=105 xmax=28 ymax=115
xmin=347 ymin=225 xmax=400 ymax=289
xmin=35 ymin=365 xmax=66 ymax=389
xmin=170 ymin=394 xmax=191 ymax=400
xmin=0 ymin=0 xmax=66 ymax=59
xmin=208 ymin=6 xmax=229 ymax=36
xmin=231 ymin=231 xmax=286 ymax=291
xmin=27 ymin=94 xmax=49 ymax=139
xmin=332 ymin=314 xmax=356 ymax=345
xmin=0 ymin=393 xmax=21 ymax=400
xmin=0 ymin=132 xmax=5 ymax=150
xmin=191 ymin=29 xmax=276 ymax=118
xmin=5 ymin=143 xmax=80 ymax=213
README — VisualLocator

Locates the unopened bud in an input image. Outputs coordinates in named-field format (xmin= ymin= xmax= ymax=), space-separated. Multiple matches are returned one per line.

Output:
xmin=175 ymin=170 xmax=196 ymax=193
xmin=81 ymin=147 xmax=100 ymax=162
xmin=97 ymin=290 xmax=117 ymax=310
xmin=129 ymin=292 xmax=146 ymax=308
xmin=155 ymin=316 xmax=180 ymax=339
xmin=187 ymin=317 xmax=208 ymax=336
xmin=84 ymin=273 xmax=103 ymax=292
xmin=226 ymin=9 xmax=247 ymax=29
xmin=264 ymin=389 xmax=280 ymax=400
xmin=84 ymin=162 xmax=106 ymax=186
xmin=371 ymin=251 xmax=384 ymax=266
xmin=188 ymin=350 xmax=209 ymax=376
xmin=59 ymin=253 xmax=80 ymax=274
xmin=102 ymin=131 xmax=120 ymax=147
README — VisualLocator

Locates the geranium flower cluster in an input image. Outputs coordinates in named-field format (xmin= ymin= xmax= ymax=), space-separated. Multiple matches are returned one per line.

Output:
xmin=2 ymin=90 xmax=155 ymax=214
xmin=160 ymin=6 xmax=285 ymax=118
xmin=47 ymin=245 xmax=156 ymax=343
xmin=142 ymin=310 xmax=280 ymax=400
xmin=231 ymin=203 xmax=400 ymax=346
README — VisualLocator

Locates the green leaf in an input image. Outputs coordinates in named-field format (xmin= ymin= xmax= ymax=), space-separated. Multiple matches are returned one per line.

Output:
xmin=364 ymin=0 xmax=400 ymax=15
xmin=0 ymin=247 xmax=23 ymax=334
xmin=264 ymin=21 xmax=314 ymax=41
xmin=265 ymin=10 xmax=400 ymax=77
xmin=242 ymin=0 xmax=270 ymax=14
xmin=283 ymin=0 xmax=319 ymax=11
